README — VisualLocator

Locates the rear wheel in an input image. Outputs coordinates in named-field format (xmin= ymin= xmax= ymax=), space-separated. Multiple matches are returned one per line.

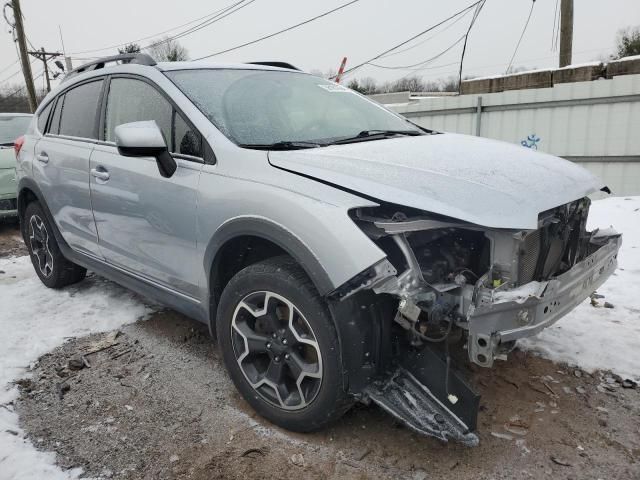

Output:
xmin=217 ymin=256 xmax=352 ymax=432
xmin=23 ymin=201 xmax=87 ymax=288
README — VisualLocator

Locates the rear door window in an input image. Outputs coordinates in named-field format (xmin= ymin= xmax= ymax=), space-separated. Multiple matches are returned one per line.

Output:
xmin=58 ymin=80 xmax=103 ymax=139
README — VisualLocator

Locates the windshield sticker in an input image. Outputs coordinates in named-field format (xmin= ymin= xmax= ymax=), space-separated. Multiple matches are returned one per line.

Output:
xmin=318 ymin=83 xmax=351 ymax=93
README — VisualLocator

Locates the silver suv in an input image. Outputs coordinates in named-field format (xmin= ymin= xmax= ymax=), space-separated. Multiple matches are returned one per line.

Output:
xmin=16 ymin=54 xmax=621 ymax=445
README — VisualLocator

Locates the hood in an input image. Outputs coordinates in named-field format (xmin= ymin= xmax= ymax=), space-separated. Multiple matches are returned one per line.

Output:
xmin=269 ymin=133 xmax=604 ymax=230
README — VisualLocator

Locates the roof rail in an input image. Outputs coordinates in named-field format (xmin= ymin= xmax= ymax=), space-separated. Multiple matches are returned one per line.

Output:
xmin=62 ymin=53 xmax=157 ymax=83
xmin=247 ymin=61 xmax=300 ymax=71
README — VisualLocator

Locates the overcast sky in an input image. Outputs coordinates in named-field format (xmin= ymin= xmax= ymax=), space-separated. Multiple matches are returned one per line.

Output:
xmin=1 ymin=0 xmax=639 ymax=90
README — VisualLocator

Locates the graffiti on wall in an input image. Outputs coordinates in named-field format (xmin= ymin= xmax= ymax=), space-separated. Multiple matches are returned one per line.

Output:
xmin=520 ymin=134 xmax=540 ymax=150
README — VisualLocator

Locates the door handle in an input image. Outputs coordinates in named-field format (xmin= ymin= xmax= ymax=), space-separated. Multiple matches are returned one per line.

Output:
xmin=91 ymin=167 xmax=110 ymax=181
xmin=36 ymin=152 xmax=49 ymax=163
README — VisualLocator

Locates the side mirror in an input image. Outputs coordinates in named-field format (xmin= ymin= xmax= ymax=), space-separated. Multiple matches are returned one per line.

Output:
xmin=114 ymin=121 xmax=177 ymax=178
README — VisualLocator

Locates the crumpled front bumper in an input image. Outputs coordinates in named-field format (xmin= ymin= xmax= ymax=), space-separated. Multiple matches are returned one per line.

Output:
xmin=467 ymin=234 xmax=622 ymax=367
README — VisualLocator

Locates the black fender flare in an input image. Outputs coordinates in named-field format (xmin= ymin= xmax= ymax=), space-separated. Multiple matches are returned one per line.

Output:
xmin=204 ymin=216 xmax=335 ymax=340
xmin=17 ymin=178 xmax=69 ymax=249
xmin=204 ymin=217 xmax=335 ymax=328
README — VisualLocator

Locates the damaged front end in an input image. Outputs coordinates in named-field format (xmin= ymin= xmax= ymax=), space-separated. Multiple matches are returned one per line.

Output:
xmin=331 ymin=198 xmax=621 ymax=446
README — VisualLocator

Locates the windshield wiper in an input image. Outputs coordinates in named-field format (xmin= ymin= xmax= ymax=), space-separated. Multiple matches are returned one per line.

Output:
xmin=238 ymin=140 xmax=324 ymax=150
xmin=329 ymin=129 xmax=423 ymax=145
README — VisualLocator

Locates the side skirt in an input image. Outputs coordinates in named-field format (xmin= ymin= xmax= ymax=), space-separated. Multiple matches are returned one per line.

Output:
xmin=59 ymin=244 xmax=208 ymax=324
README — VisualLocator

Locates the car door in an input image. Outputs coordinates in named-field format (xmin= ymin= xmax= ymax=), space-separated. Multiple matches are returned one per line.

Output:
xmin=33 ymin=79 xmax=104 ymax=258
xmin=89 ymin=76 xmax=203 ymax=298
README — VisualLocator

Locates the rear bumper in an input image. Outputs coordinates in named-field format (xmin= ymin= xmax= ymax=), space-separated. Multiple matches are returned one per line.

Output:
xmin=0 ymin=168 xmax=17 ymax=218
xmin=467 ymin=234 xmax=622 ymax=366
xmin=0 ymin=196 xmax=17 ymax=218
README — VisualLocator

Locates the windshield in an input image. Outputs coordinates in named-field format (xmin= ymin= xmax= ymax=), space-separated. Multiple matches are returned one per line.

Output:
xmin=165 ymin=69 xmax=422 ymax=147
xmin=0 ymin=115 xmax=31 ymax=145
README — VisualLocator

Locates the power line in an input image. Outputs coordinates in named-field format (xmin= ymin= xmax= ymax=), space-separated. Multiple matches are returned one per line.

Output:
xmin=457 ymin=0 xmax=486 ymax=89
xmin=0 ymin=58 xmax=20 ymax=76
xmin=0 ymin=57 xmax=38 ymax=85
xmin=336 ymin=0 xmax=483 ymax=79
xmin=395 ymin=59 xmax=459 ymax=83
xmin=399 ymin=61 xmax=460 ymax=73
xmin=388 ymin=44 xmax=613 ymax=84
xmin=70 ymin=0 xmax=252 ymax=55
xmin=144 ymin=0 xmax=257 ymax=53
xmin=369 ymin=35 xmax=466 ymax=70
xmin=2 ymin=68 xmax=44 ymax=99
xmin=194 ymin=0 xmax=361 ymax=61
xmin=396 ymin=3 xmax=484 ymax=86
xmin=377 ymin=8 xmax=473 ymax=61
xmin=505 ymin=0 xmax=537 ymax=74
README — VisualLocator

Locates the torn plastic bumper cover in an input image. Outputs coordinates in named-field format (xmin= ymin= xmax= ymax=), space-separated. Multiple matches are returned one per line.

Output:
xmin=364 ymin=345 xmax=480 ymax=446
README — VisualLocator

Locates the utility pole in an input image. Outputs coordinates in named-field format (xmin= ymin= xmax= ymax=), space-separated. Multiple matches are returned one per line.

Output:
xmin=11 ymin=0 xmax=37 ymax=111
xmin=28 ymin=48 xmax=61 ymax=92
xmin=559 ymin=0 xmax=573 ymax=67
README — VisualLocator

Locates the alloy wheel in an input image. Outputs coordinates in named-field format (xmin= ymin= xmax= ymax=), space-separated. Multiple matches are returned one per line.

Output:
xmin=28 ymin=214 xmax=54 ymax=278
xmin=231 ymin=291 xmax=323 ymax=410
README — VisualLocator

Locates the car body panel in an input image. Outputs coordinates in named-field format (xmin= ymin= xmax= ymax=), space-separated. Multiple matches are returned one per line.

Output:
xmin=194 ymin=137 xmax=386 ymax=297
xmin=32 ymin=136 xmax=102 ymax=257
xmin=89 ymin=143 xmax=203 ymax=298
xmin=269 ymin=133 xmax=603 ymax=230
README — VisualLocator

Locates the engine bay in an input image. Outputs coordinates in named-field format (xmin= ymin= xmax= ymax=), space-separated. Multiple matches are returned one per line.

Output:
xmin=345 ymin=197 xmax=609 ymax=362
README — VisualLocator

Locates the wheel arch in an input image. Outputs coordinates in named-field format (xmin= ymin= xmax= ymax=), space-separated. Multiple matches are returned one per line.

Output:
xmin=205 ymin=218 xmax=396 ymax=397
xmin=17 ymin=178 xmax=42 ymax=220
xmin=205 ymin=216 xmax=335 ymax=335
xmin=17 ymin=178 xmax=68 ymax=249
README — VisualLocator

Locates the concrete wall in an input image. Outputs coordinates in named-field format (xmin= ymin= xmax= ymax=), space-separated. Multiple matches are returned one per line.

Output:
xmin=383 ymin=74 xmax=640 ymax=197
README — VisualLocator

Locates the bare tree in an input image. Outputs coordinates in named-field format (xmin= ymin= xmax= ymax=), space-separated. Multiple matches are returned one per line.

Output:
xmin=0 ymin=85 xmax=48 ymax=113
xmin=147 ymin=36 xmax=189 ymax=62
xmin=118 ymin=43 xmax=141 ymax=55
xmin=347 ymin=77 xmax=379 ymax=94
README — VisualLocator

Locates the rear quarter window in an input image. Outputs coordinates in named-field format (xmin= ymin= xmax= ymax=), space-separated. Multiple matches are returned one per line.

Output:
xmin=37 ymin=102 xmax=53 ymax=133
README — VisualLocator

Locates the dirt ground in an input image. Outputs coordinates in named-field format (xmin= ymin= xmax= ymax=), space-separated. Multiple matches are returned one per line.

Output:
xmin=2 ymin=220 xmax=639 ymax=480
xmin=0 ymin=218 xmax=26 ymax=257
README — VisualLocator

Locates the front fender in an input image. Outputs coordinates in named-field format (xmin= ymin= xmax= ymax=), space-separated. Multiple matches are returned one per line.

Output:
xmin=204 ymin=215 xmax=334 ymax=296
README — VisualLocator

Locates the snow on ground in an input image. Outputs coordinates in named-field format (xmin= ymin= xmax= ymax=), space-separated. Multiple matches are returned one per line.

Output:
xmin=521 ymin=196 xmax=640 ymax=381
xmin=0 ymin=256 xmax=153 ymax=480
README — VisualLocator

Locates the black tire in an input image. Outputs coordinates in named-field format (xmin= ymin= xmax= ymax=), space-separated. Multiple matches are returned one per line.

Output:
xmin=217 ymin=255 xmax=352 ymax=432
xmin=23 ymin=201 xmax=87 ymax=288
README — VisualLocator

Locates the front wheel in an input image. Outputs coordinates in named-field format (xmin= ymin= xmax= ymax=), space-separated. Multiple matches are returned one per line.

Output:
xmin=23 ymin=201 xmax=87 ymax=288
xmin=216 ymin=256 xmax=352 ymax=432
